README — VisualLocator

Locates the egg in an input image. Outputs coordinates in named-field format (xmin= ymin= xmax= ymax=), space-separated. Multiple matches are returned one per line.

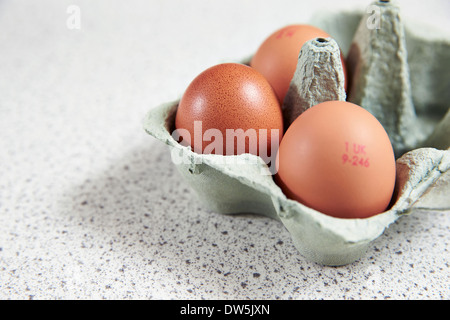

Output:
xmin=175 ymin=63 xmax=283 ymax=162
xmin=250 ymin=24 xmax=348 ymax=104
xmin=275 ymin=101 xmax=396 ymax=219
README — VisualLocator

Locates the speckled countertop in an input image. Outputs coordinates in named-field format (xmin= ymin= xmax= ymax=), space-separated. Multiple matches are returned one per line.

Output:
xmin=0 ymin=0 xmax=449 ymax=300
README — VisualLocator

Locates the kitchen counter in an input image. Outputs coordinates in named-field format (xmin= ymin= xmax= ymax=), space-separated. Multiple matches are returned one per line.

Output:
xmin=0 ymin=0 xmax=449 ymax=300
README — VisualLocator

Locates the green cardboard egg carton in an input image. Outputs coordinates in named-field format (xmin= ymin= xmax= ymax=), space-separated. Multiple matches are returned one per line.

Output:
xmin=143 ymin=0 xmax=450 ymax=266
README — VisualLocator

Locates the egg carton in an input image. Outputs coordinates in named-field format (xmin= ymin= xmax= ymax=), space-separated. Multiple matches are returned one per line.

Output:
xmin=143 ymin=0 xmax=450 ymax=266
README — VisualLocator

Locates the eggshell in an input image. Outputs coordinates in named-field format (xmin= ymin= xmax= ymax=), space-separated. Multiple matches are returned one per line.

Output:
xmin=275 ymin=101 xmax=396 ymax=219
xmin=175 ymin=63 xmax=283 ymax=160
xmin=250 ymin=24 xmax=348 ymax=104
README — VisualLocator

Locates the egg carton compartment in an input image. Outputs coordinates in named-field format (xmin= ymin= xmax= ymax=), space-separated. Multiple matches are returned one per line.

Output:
xmin=143 ymin=1 xmax=450 ymax=266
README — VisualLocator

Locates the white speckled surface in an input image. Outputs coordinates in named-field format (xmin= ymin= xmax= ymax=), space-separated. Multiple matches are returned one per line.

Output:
xmin=0 ymin=0 xmax=449 ymax=300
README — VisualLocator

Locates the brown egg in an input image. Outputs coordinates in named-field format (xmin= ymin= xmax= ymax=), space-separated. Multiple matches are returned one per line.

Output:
xmin=175 ymin=63 xmax=283 ymax=162
xmin=250 ymin=24 xmax=348 ymax=104
xmin=275 ymin=101 xmax=396 ymax=219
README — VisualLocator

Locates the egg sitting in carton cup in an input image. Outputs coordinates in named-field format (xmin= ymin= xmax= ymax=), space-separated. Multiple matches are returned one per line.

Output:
xmin=143 ymin=0 xmax=449 ymax=266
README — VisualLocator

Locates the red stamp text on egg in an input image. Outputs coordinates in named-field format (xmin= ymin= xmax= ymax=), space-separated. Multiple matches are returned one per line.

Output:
xmin=275 ymin=27 xmax=296 ymax=39
xmin=342 ymin=141 xmax=370 ymax=167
